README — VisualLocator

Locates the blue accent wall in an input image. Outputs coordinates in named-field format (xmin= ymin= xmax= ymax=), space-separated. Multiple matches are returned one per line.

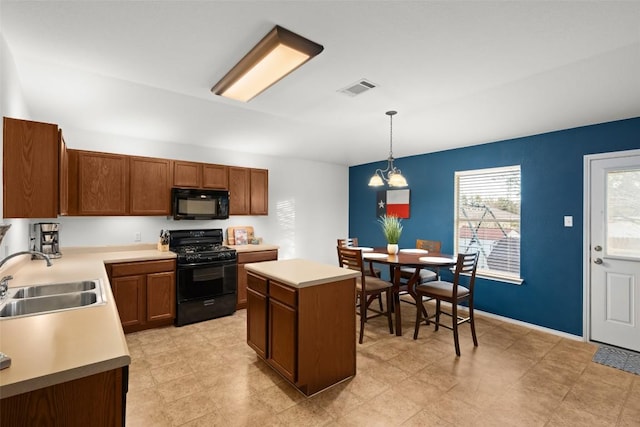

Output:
xmin=349 ymin=117 xmax=640 ymax=336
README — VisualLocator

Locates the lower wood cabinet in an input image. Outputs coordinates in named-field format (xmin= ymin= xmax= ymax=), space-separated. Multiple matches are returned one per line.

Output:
xmin=1 ymin=366 xmax=127 ymax=427
xmin=107 ymin=259 xmax=176 ymax=333
xmin=246 ymin=271 xmax=356 ymax=396
xmin=237 ymin=249 xmax=278 ymax=309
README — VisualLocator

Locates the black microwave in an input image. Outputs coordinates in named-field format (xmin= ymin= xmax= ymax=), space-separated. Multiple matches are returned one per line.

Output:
xmin=172 ymin=188 xmax=230 ymax=220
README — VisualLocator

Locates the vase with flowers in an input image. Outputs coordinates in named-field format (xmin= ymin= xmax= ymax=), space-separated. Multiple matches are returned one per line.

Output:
xmin=377 ymin=214 xmax=403 ymax=255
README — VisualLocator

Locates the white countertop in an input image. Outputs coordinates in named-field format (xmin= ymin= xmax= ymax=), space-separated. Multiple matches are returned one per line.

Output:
xmin=0 ymin=245 xmax=176 ymax=399
xmin=244 ymin=258 xmax=359 ymax=288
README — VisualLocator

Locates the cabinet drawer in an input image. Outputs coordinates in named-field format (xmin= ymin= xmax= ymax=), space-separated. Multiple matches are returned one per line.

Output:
xmin=238 ymin=250 xmax=278 ymax=264
xmin=247 ymin=273 xmax=267 ymax=295
xmin=110 ymin=259 xmax=176 ymax=277
xmin=270 ymin=281 xmax=297 ymax=308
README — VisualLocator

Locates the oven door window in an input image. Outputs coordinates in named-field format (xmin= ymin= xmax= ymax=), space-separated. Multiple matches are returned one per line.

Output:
xmin=177 ymin=263 xmax=237 ymax=301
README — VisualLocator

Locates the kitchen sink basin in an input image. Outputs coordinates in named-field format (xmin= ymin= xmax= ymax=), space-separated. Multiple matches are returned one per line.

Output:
xmin=0 ymin=279 xmax=105 ymax=319
xmin=12 ymin=280 xmax=97 ymax=298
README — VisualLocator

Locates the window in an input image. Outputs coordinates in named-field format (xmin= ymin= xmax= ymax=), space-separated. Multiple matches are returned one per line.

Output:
xmin=455 ymin=165 xmax=522 ymax=283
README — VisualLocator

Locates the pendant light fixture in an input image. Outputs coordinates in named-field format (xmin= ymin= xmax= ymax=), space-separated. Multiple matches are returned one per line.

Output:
xmin=368 ymin=110 xmax=408 ymax=187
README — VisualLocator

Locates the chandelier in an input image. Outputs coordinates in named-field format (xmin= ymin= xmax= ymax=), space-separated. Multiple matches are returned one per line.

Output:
xmin=368 ymin=110 xmax=408 ymax=187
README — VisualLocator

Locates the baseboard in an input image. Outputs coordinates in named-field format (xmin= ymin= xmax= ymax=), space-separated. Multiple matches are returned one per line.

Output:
xmin=474 ymin=308 xmax=584 ymax=342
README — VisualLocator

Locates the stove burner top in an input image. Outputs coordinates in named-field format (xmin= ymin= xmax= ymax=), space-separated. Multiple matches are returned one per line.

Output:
xmin=168 ymin=229 xmax=236 ymax=264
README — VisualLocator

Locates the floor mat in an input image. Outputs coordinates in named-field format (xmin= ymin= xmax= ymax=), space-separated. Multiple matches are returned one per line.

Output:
xmin=592 ymin=345 xmax=640 ymax=375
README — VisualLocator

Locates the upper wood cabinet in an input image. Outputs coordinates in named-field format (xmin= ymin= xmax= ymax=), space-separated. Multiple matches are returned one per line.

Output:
xmin=229 ymin=167 xmax=250 ymax=215
xmin=173 ymin=161 xmax=228 ymax=189
xmin=202 ymin=164 xmax=228 ymax=189
xmin=3 ymin=117 xmax=60 ymax=218
xmin=250 ymin=168 xmax=269 ymax=215
xmin=229 ymin=167 xmax=268 ymax=215
xmin=58 ymin=131 xmax=69 ymax=216
xmin=130 ymin=156 xmax=171 ymax=215
xmin=68 ymin=150 xmax=129 ymax=215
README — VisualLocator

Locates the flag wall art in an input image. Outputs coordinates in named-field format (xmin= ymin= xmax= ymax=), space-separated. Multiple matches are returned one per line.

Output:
xmin=376 ymin=189 xmax=410 ymax=219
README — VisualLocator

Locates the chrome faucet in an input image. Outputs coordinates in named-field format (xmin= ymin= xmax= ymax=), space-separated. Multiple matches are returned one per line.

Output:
xmin=0 ymin=251 xmax=53 ymax=269
xmin=0 ymin=251 xmax=52 ymax=299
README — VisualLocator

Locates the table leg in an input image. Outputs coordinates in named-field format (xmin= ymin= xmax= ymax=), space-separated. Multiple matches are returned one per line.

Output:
xmin=392 ymin=266 xmax=402 ymax=336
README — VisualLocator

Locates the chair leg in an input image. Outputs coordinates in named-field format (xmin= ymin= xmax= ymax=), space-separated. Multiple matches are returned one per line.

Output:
xmin=385 ymin=291 xmax=394 ymax=334
xmin=413 ymin=295 xmax=422 ymax=340
xmin=469 ymin=297 xmax=478 ymax=347
xmin=378 ymin=294 xmax=384 ymax=311
xmin=452 ymin=301 xmax=460 ymax=357
xmin=434 ymin=299 xmax=441 ymax=332
xmin=359 ymin=297 xmax=366 ymax=344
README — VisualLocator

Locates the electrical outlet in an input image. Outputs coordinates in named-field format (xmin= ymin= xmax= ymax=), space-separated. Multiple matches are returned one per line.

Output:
xmin=134 ymin=232 xmax=141 ymax=242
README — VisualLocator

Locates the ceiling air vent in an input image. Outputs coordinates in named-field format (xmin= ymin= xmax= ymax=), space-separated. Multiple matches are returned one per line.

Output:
xmin=338 ymin=79 xmax=377 ymax=97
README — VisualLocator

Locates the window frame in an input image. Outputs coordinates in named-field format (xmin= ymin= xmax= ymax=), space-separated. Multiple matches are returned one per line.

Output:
xmin=454 ymin=165 xmax=523 ymax=285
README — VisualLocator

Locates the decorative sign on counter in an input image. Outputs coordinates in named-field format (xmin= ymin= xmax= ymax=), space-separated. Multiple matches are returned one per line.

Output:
xmin=234 ymin=229 xmax=248 ymax=245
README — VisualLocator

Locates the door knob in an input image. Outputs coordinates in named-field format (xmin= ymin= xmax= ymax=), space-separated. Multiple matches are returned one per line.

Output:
xmin=594 ymin=245 xmax=602 ymax=252
xmin=594 ymin=258 xmax=603 ymax=265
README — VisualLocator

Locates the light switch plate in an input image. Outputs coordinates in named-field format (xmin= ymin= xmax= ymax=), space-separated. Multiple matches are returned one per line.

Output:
xmin=564 ymin=216 xmax=573 ymax=227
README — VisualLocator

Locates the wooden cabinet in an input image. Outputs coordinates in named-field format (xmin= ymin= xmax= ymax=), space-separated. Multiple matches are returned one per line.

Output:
xmin=68 ymin=150 xmax=129 ymax=215
xmin=246 ymin=268 xmax=356 ymax=396
xmin=107 ymin=259 xmax=176 ymax=333
xmin=3 ymin=117 xmax=60 ymax=218
xmin=129 ymin=156 xmax=171 ymax=215
xmin=1 ymin=366 xmax=127 ymax=427
xmin=173 ymin=161 xmax=228 ymax=189
xmin=202 ymin=164 xmax=228 ymax=189
xmin=228 ymin=166 xmax=250 ymax=214
xmin=58 ymin=130 xmax=69 ymax=216
xmin=228 ymin=167 xmax=268 ymax=215
xmin=246 ymin=274 xmax=268 ymax=359
xmin=237 ymin=249 xmax=278 ymax=309
xmin=173 ymin=161 xmax=201 ymax=188
xmin=268 ymin=281 xmax=297 ymax=383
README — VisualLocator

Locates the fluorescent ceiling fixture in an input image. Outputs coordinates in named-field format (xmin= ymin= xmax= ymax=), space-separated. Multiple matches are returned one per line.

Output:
xmin=211 ymin=25 xmax=324 ymax=102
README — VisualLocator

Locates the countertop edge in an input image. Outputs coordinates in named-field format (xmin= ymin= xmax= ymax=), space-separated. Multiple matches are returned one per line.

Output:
xmin=0 ymin=355 xmax=131 ymax=399
xmin=245 ymin=259 xmax=359 ymax=288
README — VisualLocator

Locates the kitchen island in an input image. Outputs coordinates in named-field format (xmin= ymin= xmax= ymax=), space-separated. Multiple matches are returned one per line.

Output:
xmin=0 ymin=245 xmax=175 ymax=426
xmin=245 ymin=258 xmax=359 ymax=396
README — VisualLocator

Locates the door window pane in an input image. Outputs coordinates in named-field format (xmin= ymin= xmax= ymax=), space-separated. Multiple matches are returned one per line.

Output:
xmin=607 ymin=169 xmax=640 ymax=258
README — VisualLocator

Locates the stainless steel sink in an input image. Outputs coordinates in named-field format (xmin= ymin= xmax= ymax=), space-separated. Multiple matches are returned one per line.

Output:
xmin=0 ymin=279 xmax=105 ymax=319
xmin=12 ymin=280 xmax=96 ymax=298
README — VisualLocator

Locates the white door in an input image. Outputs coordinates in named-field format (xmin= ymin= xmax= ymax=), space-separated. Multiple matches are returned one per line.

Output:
xmin=589 ymin=151 xmax=640 ymax=352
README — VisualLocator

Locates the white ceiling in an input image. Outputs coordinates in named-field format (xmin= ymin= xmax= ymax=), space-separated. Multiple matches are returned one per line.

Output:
xmin=2 ymin=1 xmax=639 ymax=166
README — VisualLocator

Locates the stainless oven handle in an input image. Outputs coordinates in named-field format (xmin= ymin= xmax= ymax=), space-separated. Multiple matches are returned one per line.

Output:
xmin=203 ymin=299 xmax=216 ymax=306
xmin=177 ymin=261 xmax=237 ymax=269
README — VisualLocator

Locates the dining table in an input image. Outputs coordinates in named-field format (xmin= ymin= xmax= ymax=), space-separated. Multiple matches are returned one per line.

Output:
xmin=361 ymin=247 xmax=457 ymax=336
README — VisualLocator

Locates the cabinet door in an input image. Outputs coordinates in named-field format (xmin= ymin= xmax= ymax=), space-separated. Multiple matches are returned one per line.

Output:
xmin=269 ymin=298 xmax=297 ymax=383
xmin=173 ymin=161 xmax=201 ymax=188
xmin=3 ymin=117 xmax=59 ymax=218
xmin=250 ymin=168 xmax=268 ymax=215
xmin=77 ymin=151 xmax=129 ymax=215
xmin=237 ymin=263 xmax=249 ymax=309
xmin=202 ymin=164 xmax=228 ymax=189
xmin=58 ymin=131 xmax=69 ymax=216
xmin=130 ymin=156 xmax=171 ymax=215
xmin=247 ymin=287 xmax=268 ymax=359
xmin=146 ymin=271 xmax=175 ymax=322
xmin=112 ymin=275 xmax=145 ymax=327
xmin=228 ymin=167 xmax=250 ymax=215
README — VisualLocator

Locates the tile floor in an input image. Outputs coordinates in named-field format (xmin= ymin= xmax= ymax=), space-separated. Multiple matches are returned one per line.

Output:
xmin=125 ymin=301 xmax=640 ymax=426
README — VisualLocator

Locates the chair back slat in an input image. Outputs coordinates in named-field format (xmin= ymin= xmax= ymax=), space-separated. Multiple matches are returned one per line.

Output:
xmin=452 ymin=252 xmax=479 ymax=296
xmin=337 ymin=238 xmax=359 ymax=248
xmin=337 ymin=246 xmax=364 ymax=275
xmin=416 ymin=239 xmax=442 ymax=252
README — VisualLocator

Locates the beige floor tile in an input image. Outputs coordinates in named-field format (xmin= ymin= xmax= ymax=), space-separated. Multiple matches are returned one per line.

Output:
xmin=124 ymin=311 xmax=640 ymax=427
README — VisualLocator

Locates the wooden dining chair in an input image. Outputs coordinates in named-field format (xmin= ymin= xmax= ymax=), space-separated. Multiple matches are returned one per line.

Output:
xmin=400 ymin=239 xmax=442 ymax=285
xmin=337 ymin=246 xmax=394 ymax=344
xmin=413 ymin=252 xmax=479 ymax=356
